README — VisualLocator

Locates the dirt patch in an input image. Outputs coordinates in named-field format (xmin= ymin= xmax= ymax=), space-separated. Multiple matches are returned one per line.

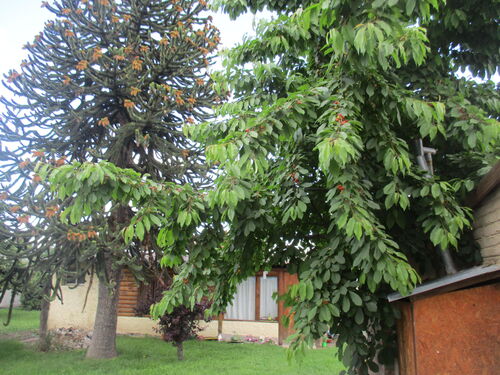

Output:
xmin=0 ymin=327 xmax=92 ymax=351
xmin=48 ymin=327 xmax=92 ymax=350
xmin=0 ymin=330 xmax=38 ymax=343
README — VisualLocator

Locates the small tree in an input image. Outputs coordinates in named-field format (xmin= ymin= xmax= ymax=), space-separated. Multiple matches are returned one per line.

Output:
xmin=157 ymin=300 xmax=211 ymax=361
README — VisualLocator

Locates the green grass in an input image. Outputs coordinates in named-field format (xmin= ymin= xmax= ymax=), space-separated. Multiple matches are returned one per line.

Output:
xmin=0 ymin=337 xmax=345 ymax=375
xmin=0 ymin=308 xmax=345 ymax=374
xmin=0 ymin=308 xmax=39 ymax=333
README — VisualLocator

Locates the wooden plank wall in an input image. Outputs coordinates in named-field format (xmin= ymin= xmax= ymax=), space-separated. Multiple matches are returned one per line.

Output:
xmin=396 ymin=301 xmax=417 ymax=375
xmin=117 ymin=268 xmax=140 ymax=317
xmin=473 ymin=187 xmax=500 ymax=266
xmin=278 ymin=271 xmax=299 ymax=345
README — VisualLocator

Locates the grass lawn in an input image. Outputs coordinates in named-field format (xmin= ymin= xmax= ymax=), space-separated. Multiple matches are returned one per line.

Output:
xmin=0 ymin=308 xmax=345 ymax=374
xmin=0 ymin=337 xmax=345 ymax=375
xmin=0 ymin=308 xmax=39 ymax=333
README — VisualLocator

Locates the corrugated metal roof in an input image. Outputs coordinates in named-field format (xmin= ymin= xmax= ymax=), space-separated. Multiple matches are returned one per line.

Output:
xmin=387 ymin=264 xmax=500 ymax=302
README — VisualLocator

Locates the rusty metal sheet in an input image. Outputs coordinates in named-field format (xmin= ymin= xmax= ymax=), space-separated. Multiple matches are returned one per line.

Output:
xmin=412 ymin=283 xmax=500 ymax=375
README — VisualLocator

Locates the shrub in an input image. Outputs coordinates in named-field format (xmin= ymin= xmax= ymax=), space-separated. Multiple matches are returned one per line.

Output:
xmin=157 ymin=301 xmax=211 ymax=360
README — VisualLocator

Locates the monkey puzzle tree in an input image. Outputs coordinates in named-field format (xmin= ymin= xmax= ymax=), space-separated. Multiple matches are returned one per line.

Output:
xmin=153 ymin=0 xmax=499 ymax=373
xmin=1 ymin=0 xmax=220 ymax=359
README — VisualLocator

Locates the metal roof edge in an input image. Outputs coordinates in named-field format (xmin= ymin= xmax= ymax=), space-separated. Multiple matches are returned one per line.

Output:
xmin=387 ymin=264 xmax=500 ymax=302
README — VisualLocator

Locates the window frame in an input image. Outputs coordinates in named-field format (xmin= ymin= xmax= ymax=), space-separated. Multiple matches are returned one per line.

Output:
xmin=223 ymin=270 xmax=280 ymax=322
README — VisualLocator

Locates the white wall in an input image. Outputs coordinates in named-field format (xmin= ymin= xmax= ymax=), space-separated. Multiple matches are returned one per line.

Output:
xmin=0 ymin=290 xmax=21 ymax=309
xmin=48 ymin=278 xmax=279 ymax=340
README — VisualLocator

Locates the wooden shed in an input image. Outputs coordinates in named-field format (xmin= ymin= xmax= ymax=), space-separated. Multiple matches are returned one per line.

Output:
xmin=389 ymin=265 xmax=500 ymax=375
xmin=389 ymin=162 xmax=500 ymax=375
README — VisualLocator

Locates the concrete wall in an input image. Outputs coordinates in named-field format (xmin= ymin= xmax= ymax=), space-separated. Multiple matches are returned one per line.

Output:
xmin=473 ymin=187 xmax=500 ymax=265
xmin=218 ymin=320 xmax=278 ymax=339
xmin=0 ymin=290 xmax=21 ymax=309
xmin=48 ymin=279 xmax=279 ymax=340
xmin=48 ymin=279 xmax=98 ymax=331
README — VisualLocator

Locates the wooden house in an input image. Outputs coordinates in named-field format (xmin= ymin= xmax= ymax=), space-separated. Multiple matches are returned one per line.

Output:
xmin=48 ymin=268 xmax=298 ymax=344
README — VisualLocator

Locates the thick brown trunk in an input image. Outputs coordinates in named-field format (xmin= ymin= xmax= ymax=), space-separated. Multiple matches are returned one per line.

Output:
xmin=39 ymin=280 xmax=51 ymax=351
xmin=176 ymin=342 xmax=184 ymax=361
xmin=86 ymin=265 xmax=122 ymax=359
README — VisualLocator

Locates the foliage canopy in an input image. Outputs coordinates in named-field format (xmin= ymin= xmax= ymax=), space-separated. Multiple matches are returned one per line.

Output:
xmin=1 ymin=0 xmax=498 ymax=372
xmin=153 ymin=0 xmax=499 ymax=373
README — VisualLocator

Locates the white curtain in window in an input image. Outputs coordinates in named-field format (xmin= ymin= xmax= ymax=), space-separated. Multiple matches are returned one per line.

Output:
xmin=225 ymin=277 xmax=256 ymax=320
xmin=260 ymin=276 xmax=278 ymax=320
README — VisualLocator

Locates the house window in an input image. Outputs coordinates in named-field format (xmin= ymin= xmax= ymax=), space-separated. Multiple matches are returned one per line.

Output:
xmin=225 ymin=275 xmax=278 ymax=321
xmin=259 ymin=276 xmax=278 ymax=320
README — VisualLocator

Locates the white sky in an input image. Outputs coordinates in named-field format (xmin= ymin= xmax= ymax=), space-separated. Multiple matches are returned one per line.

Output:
xmin=0 ymin=0 xmax=266 ymax=99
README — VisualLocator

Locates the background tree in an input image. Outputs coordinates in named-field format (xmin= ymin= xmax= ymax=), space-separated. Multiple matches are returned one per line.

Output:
xmin=1 ymin=0 xmax=220 ymax=359
xmin=154 ymin=0 xmax=499 ymax=374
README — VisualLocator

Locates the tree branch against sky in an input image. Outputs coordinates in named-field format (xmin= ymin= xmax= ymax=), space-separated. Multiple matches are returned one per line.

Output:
xmin=0 ymin=0 xmax=270 ymax=93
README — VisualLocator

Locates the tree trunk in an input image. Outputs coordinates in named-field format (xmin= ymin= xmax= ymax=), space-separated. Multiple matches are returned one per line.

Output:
xmin=39 ymin=280 xmax=51 ymax=352
xmin=86 ymin=265 xmax=123 ymax=359
xmin=176 ymin=342 xmax=184 ymax=361
xmin=217 ymin=314 xmax=223 ymax=340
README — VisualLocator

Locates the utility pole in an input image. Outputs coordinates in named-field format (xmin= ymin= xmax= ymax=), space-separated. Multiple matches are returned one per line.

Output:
xmin=416 ymin=139 xmax=457 ymax=275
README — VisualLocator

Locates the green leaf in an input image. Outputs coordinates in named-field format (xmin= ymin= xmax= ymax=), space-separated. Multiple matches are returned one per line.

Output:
xmin=124 ymin=225 xmax=134 ymax=243
xmin=353 ymin=222 xmax=363 ymax=240
xmin=353 ymin=26 xmax=367 ymax=55
xmin=319 ymin=305 xmax=331 ymax=322
xmin=346 ymin=218 xmax=356 ymax=236
xmin=135 ymin=221 xmax=145 ymax=241
xmin=337 ymin=213 xmax=348 ymax=229
xmin=342 ymin=296 xmax=351 ymax=312
xmin=299 ymin=282 xmax=307 ymax=301
xmin=430 ymin=227 xmax=442 ymax=246
xmin=165 ymin=229 xmax=175 ymax=246
xmin=329 ymin=304 xmax=341 ymax=317
xmin=143 ymin=215 xmax=151 ymax=232
xmin=307 ymin=306 xmax=318 ymax=322
xmin=366 ymin=301 xmax=377 ymax=312
xmin=431 ymin=184 xmax=441 ymax=198
xmin=406 ymin=0 xmax=416 ymax=15
xmin=349 ymin=291 xmax=363 ymax=306
xmin=149 ymin=215 xmax=162 ymax=227
xmin=302 ymin=8 xmax=311 ymax=31
xmin=306 ymin=281 xmax=314 ymax=300
xmin=354 ymin=309 xmax=364 ymax=325
xmin=420 ymin=185 xmax=429 ymax=196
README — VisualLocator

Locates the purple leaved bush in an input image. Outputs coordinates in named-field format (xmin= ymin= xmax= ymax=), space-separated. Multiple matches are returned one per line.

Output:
xmin=156 ymin=300 xmax=212 ymax=360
